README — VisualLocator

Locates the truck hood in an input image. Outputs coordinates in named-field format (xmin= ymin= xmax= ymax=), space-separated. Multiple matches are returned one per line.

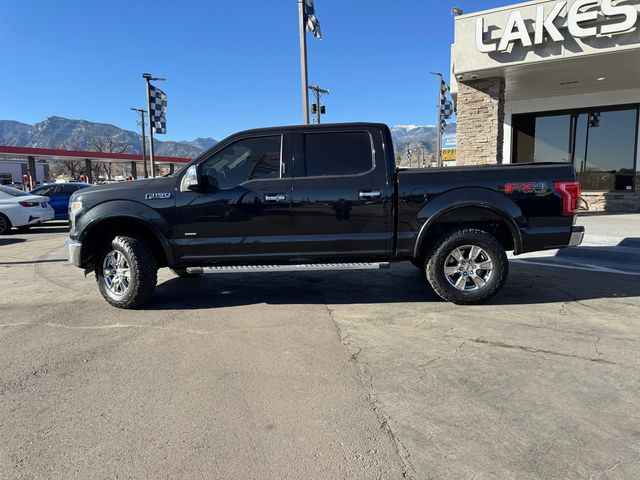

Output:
xmin=72 ymin=176 xmax=177 ymax=205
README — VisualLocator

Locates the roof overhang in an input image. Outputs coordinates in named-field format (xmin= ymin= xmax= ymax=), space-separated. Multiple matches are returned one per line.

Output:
xmin=0 ymin=145 xmax=191 ymax=164
xmin=451 ymin=0 xmax=640 ymax=100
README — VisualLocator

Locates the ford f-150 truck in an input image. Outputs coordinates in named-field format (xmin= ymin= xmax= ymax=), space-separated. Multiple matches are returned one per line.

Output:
xmin=66 ymin=123 xmax=584 ymax=308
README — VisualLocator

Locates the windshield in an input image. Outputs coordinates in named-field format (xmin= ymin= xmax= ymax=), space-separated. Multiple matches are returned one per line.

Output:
xmin=0 ymin=185 xmax=31 ymax=197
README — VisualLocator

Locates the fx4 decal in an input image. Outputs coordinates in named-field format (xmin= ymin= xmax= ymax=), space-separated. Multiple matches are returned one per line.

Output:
xmin=504 ymin=182 xmax=549 ymax=194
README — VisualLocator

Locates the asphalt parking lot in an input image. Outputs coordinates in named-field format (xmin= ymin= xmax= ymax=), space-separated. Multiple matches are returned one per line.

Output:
xmin=1 ymin=219 xmax=639 ymax=480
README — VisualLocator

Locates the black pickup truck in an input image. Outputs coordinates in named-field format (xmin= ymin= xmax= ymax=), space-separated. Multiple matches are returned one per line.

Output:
xmin=66 ymin=123 xmax=583 ymax=308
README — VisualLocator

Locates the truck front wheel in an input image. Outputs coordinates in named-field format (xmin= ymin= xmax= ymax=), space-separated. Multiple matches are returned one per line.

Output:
xmin=425 ymin=228 xmax=508 ymax=305
xmin=95 ymin=236 xmax=157 ymax=309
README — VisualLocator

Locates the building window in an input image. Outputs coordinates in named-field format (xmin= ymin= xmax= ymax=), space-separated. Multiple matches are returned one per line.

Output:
xmin=512 ymin=105 xmax=639 ymax=192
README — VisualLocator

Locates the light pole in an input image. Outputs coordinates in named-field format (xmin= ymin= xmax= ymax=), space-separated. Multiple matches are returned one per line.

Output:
xmin=143 ymin=73 xmax=165 ymax=178
xmin=131 ymin=107 xmax=148 ymax=178
xmin=298 ymin=0 xmax=310 ymax=124
xmin=431 ymin=72 xmax=444 ymax=168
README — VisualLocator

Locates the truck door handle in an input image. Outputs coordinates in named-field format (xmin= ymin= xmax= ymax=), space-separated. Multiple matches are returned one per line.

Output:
xmin=264 ymin=193 xmax=287 ymax=202
xmin=359 ymin=190 xmax=382 ymax=200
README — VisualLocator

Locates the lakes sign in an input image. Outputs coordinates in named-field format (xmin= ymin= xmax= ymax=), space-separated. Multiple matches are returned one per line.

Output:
xmin=476 ymin=0 xmax=639 ymax=53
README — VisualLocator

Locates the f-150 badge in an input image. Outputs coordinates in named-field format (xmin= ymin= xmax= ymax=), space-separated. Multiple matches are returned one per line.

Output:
xmin=145 ymin=193 xmax=172 ymax=200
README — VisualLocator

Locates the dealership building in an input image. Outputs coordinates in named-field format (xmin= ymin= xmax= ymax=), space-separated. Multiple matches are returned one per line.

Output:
xmin=450 ymin=0 xmax=640 ymax=211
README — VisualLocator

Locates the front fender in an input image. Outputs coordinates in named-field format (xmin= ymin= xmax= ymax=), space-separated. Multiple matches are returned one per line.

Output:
xmin=76 ymin=200 xmax=176 ymax=265
xmin=413 ymin=188 xmax=525 ymax=257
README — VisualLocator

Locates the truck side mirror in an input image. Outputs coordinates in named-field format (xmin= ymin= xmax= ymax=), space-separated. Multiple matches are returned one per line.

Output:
xmin=180 ymin=165 xmax=200 ymax=192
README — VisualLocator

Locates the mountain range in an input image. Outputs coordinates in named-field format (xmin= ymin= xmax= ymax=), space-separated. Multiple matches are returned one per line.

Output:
xmin=0 ymin=116 xmax=455 ymax=163
xmin=0 ymin=117 xmax=217 ymax=158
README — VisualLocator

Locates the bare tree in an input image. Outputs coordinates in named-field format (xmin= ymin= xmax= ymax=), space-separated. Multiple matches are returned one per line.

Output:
xmin=52 ymin=140 xmax=86 ymax=179
xmin=90 ymin=136 xmax=132 ymax=181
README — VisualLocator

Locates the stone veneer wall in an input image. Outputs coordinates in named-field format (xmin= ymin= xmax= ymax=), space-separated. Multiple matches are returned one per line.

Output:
xmin=455 ymin=77 xmax=505 ymax=166
xmin=581 ymin=190 xmax=640 ymax=213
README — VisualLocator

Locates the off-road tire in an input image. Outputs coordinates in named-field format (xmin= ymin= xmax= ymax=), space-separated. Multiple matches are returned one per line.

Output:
xmin=170 ymin=268 xmax=202 ymax=279
xmin=95 ymin=236 xmax=157 ymax=309
xmin=0 ymin=214 xmax=12 ymax=235
xmin=425 ymin=228 xmax=508 ymax=305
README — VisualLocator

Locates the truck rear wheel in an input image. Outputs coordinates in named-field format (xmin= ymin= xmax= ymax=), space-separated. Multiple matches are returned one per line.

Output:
xmin=95 ymin=236 xmax=157 ymax=309
xmin=425 ymin=228 xmax=508 ymax=305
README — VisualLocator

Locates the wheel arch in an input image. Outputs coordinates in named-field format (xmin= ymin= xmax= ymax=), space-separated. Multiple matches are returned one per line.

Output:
xmin=413 ymin=201 xmax=523 ymax=260
xmin=79 ymin=214 xmax=173 ymax=269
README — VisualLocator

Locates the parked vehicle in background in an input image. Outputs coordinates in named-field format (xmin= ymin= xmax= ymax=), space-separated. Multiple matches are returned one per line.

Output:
xmin=65 ymin=122 xmax=584 ymax=309
xmin=31 ymin=182 xmax=91 ymax=220
xmin=0 ymin=185 xmax=54 ymax=234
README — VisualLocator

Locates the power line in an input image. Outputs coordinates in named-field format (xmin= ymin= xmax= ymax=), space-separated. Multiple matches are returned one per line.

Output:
xmin=307 ymin=85 xmax=329 ymax=124
xmin=130 ymin=108 xmax=148 ymax=178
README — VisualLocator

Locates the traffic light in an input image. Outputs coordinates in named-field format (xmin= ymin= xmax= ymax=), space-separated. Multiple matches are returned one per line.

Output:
xmin=311 ymin=103 xmax=318 ymax=114
xmin=320 ymin=106 xmax=326 ymax=114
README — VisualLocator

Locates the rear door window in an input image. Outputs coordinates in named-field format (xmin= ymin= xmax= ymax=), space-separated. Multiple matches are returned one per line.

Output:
xmin=299 ymin=131 xmax=373 ymax=177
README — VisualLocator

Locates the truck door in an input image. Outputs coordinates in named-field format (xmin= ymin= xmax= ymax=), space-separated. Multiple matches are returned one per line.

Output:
xmin=291 ymin=127 xmax=392 ymax=260
xmin=176 ymin=133 xmax=293 ymax=263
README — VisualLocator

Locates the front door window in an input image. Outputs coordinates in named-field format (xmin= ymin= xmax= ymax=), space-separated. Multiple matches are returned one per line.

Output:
xmin=201 ymin=136 xmax=281 ymax=190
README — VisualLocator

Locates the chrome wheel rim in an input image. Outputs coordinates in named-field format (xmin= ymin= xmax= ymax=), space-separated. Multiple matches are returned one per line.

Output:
xmin=102 ymin=250 xmax=131 ymax=296
xmin=444 ymin=245 xmax=494 ymax=292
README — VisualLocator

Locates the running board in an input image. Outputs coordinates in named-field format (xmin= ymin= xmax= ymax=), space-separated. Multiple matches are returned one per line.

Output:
xmin=186 ymin=262 xmax=390 ymax=274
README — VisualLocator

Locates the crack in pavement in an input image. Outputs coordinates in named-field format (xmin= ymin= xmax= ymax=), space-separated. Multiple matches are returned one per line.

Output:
xmin=470 ymin=338 xmax=616 ymax=365
xmin=322 ymin=302 xmax=416 ymax=479
xmin=0 ymin=321 xmax=323 ymax=335
xmin=589 ymin=455 xmax=640 ymax=480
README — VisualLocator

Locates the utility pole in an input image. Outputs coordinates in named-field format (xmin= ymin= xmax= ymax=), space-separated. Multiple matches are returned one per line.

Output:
xmin=131 ymin=108 xmax=148 ymax=178
xmin=143 ymin=73 xmax=165 ymax=178
xmin=298 ymin=0 xmax=310 ymax=124
xmin=431 ymin=72 xmax=443 ymax=168
xmin=307 ymin=85 xmax=329 ymax=124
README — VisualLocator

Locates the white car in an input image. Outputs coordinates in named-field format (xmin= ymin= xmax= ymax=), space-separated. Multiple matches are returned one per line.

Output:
xmin=0 ymin=185 xmax=55 ymax=235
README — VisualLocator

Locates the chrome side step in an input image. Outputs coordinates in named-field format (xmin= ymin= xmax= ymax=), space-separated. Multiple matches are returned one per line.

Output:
xmin=186 ymin=262 xmax=390 ymax=275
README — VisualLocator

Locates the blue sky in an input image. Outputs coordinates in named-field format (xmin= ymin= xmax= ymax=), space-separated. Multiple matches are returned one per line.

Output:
xmin=1 ymin=0 xmax=511 ymax=141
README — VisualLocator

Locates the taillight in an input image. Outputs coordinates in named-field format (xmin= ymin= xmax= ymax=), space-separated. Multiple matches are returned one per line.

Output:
xmin=555 ymin=181 xmax=581 ymax=215
xmin=19 ymin=201 xmax=40 ymax=207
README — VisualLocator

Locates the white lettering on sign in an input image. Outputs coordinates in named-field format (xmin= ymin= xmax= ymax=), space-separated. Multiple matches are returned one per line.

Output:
xmin=535 ymin=2 xmax=566 ymax=44
xmin=498 ymin=11 xmax=532 ymax=52
xmin=568 ymin=0 xmax=598 ymax=38
xmin=601 ymin=0 xmax=638 ymax=34
xmin=476 ymin=0 xmax=639 ymax=53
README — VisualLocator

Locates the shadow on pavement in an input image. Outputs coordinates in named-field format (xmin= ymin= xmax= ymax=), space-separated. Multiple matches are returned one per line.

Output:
xmin=0 ymin=258 xmax=67 ymax=265
xmin=535 ymin=242 xmax=640 ymax=273
xmin=618 ymin=237 xmax=640 ymax=248
xmin=17 ymin=222 xmax=69 ymax=235
xmin=0 ymin=238 xmax=27 ymax=246
xmin=148 ymin=259 xmax=638 ymax=311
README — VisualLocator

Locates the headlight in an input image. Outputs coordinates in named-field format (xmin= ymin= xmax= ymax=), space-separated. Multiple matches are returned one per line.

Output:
xmin=69 ymin=201 xmax=83 ymax=216
xmin=69 ymin=201 xmax=82 ymax=229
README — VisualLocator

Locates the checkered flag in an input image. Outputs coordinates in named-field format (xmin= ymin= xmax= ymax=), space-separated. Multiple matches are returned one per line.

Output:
xmin=305 ymin=0 xmax=322 ymax=39
xmin=440 ymin=80 xmax=454 ymax=129
xmin=149 ymin=84 xmax=167 ymax=134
